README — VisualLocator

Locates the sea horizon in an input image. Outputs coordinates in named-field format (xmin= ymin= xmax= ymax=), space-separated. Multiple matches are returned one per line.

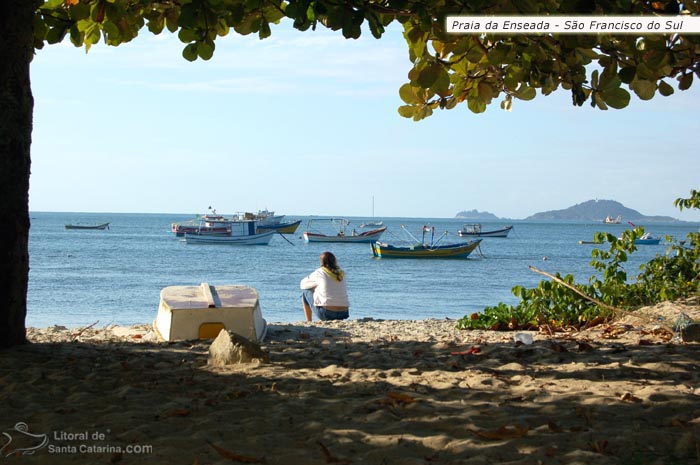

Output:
xmin=27 ymin=212 xmax=700 ymax=329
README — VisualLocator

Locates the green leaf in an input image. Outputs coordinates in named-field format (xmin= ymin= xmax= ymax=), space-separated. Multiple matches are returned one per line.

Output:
xmin=417 ymin=63 xmax=440 ymax=89
xmin=197 ymin=40 xmax=215 ymax=60
xmin=414 ymin=105 xmax=433 ymax=121
xmin=465 ymin=45 xmax=484 ymax=64
xmin=477 ymin=82 xmax=493 ymax=103
xmin=619 ymin=66 xmax=635 ymax=84
xmin=679 ymin=73 xmax=693 ymax=91
xmin=85 ymin=23 xmax=101 ymax=45
xmin=600 ymin=87 xmax=631 ymax=109
xmin=398 ymin=105 xmax=415 ymax=118
xmin=431 ymin=66 xmax=450 ymax=95
xmin=399 ymin=83 xmax=419 ymax=104
xmin=487 ymin=43 xmax=509 ymax=65
xmin=46 ymin=25 xmax=69 ymax=44
xmin=467 ymin=97 xmax=486 ymax=113
xmin=69 ymin=2 xmax=91 ymax=21
xmin=658 ymin=80 xmax=674 ymax=97
xmin=515 ymin=85 xmax=536 ymax=101
xmin=182 ymin=43 xmax=198 ymax=62
xmin=629 ymin=79 xmax=656 ymax=100
xmin=593 ymin=92 xmax=608 ymax=110
xmin=178 ymin=28 xmax=199 ymax=43
xmin=147 ymin=16 xmax=165 ymax=34
xmin=259 ymin=19 xmax=271 ymax=39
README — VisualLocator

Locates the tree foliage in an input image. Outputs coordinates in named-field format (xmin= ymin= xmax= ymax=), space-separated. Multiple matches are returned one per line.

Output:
xmin=458 ymin=189 xmax=700 ymax=331
xmin=34 ymin=0 xmax=700 ymax=120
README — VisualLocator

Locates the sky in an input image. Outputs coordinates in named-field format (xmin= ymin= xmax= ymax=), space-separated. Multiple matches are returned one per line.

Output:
xmin=29 ymin=21 xmax=700 ymax=221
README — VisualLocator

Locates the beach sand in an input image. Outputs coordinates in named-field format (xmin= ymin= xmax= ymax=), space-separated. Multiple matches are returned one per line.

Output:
xmin=2 ymin=300 xmax=700 ymax=464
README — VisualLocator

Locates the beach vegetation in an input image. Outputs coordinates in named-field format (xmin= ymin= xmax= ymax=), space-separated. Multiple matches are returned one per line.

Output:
xmin=458 ymin=189 xmax=700 ymax=331
xmin=3 ymin=2 xmax=700 ymax=347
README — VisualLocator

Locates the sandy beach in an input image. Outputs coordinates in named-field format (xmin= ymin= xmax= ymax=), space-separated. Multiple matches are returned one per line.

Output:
xmin=2 ymin=300 xmax=700 ymax=464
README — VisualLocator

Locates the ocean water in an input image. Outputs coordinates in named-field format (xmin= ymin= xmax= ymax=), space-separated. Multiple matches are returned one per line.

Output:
xmin=27 ymin=212 xmax=699 ymax=328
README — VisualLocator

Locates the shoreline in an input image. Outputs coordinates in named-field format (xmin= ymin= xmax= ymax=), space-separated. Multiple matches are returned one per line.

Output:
xmin=4 ymin=301 xmax=700 ymax=464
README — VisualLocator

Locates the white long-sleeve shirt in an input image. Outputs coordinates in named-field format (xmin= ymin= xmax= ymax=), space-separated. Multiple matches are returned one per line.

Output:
xmin=300 ymin=267 xmax=349 ymax=308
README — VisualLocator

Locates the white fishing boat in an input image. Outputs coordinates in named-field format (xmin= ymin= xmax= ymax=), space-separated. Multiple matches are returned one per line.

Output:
xmin=302 ymin=218 xmax=386 ymax=243
xmin=171 ymin=207 xmax=232 ymax=237
xmin=457 ymin=223 xmax=513 ymax=238
xmin=154 ymin=283 xmax=267 ymax=342
xmin=359 ymin=195 xmax=384 ymax=228
xmin=184 ymin=222 xmax=275 ymax=245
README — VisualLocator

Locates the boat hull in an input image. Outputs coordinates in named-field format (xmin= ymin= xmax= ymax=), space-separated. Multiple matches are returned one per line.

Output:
xmin=256 ymin=219 xmax=302 ymax=234
xmin=184 ymin=230 xmax=275 ymax=245
xmin=371 ymin=239 xmax=482 ymax=259
xmin=65 ymin=222 xmax=110 ymax=230
xmin=154 ymin=283 xmax=267 ymax=342
xmin=634 ymin=238 xmax=661 ymax=245
xmin=303 ymin=227 xmax=386 ymax=243
xmin=457 ymin=225 xmax=512 ymax=238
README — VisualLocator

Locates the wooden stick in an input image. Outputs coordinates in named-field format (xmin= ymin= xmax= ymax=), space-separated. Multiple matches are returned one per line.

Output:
xmin=528 ymin=266 xmax=674 ymax=332
xmin=70 ymin=320 xmax=99 ymax=342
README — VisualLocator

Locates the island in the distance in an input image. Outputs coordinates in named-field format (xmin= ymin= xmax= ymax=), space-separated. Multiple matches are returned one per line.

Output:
xmin=456 ymin=199 xmax=682 ymax=222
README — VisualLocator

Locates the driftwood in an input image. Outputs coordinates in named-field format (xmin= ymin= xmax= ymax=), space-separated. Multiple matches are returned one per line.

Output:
xmin=70 ymin=320 xmax=100 ymax=342
xmin=528 ymin=266 xmax=674 ymax=333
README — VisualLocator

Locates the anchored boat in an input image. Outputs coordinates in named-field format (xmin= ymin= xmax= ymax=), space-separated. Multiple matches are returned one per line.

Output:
xmin=302 ymin=218 xmax=386 ymax=243
xmin=371 ymin=225 xmax=482 ymax=259
xmin=457 ymin=223 xmax=513 ymax=238
xmin=65 ymin=222 xmax=110 ymax=230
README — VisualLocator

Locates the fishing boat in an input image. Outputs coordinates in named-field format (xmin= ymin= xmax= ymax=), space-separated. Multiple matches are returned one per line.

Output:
xmin=171 ymin=208 xmax=233 ymax=237
xmin=240 ymin=209 xmax=286 ymax=225
xmin=65 ymin=222 xmax=110 ymax=230
xmin=371 ymin=239 xmax=482 ymax=259
xmin=184 ymin=221 xmax=275 ymax=245
xmin=371 ymin=225 xmax=482 ymax=259
xmin=457 ymin=223 xmax=513 ymax=238
xmin=302 ymin=218 xmax=386 ymax=243
xmin=604 ymin=215 xmax=622 ymax=224
xmin=633 ymin=232 xmax=661 ymax=245
xmin=359 ymin=195 xmax=384 ymax=228
xmin=154 ymin=283 xmax=267 ymax=342
xmin=256 ymin=219 xmax=302 ymax=234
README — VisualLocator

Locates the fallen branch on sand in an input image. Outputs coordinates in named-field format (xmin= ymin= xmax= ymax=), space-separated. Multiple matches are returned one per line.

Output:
xmin=70 ymin=320 xmax=99 ymax=342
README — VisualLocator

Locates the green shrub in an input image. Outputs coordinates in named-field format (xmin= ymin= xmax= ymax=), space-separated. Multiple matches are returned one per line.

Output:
xmin=457 ymin=189 xmax=700 ymax=331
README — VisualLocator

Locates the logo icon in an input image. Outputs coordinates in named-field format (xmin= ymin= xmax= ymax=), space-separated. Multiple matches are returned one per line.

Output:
xmin=1 ymin=422 xmax=49 ymax=458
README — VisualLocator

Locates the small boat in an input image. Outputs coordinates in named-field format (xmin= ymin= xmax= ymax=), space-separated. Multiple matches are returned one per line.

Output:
xmin=359 ymin=196 xmax=383 ymax=228
xmin=240 ymin=209 xmax=286 ymax=225
xmin=371 ymin=239 xmax=482 ymax=259
xmin=302 ymin=218 xmax=386 ymax=243
xmin=171 ymin=208 xmax=233 ymax=237
xmin=185 ymin=225 xmax=275 ymax=245
xmin=256 ymin=219 xmax=302 ymax=234
xmin=633 ymin=232 xmax=661 ymax=245
xmin=154 ymin=283 xmax=267 ymax=342
xmin=457 ymin=223 xmax=513 ymax=238
xmin=371 ymin=225 xmax=482 ymax=259
xmin=604 ymin=215 xmax=622 ymax=224
xmin=64 ymin=222 xmax=110 ymax=230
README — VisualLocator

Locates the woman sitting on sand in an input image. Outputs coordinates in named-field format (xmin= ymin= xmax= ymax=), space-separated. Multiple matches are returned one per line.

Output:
xmin=300 ymin=251 xmax=349 ymax=322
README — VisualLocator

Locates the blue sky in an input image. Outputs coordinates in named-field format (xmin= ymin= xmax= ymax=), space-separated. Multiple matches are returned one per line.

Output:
xmin=29 ymin=22 xmax=700 ymax=221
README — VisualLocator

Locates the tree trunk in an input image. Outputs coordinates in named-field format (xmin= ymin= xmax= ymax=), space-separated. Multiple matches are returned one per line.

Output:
xmin=0 ymin=1 xmax=34 ymax=348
